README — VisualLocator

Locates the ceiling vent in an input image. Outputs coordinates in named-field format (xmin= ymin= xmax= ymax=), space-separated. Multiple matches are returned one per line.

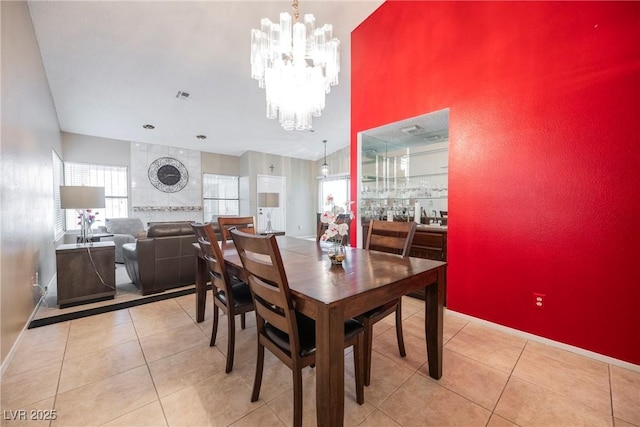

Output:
xmin=400 ymin=124 xmax=423 ymax=134
xmin=176 ymin=90 xmax=190 ymax=99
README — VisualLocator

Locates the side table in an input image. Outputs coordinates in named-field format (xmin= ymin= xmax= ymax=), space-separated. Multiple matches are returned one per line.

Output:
xmin=76 ymin=233 xmax=114 ymax=243
xmin=56 ymin=241 xmax=116 ymax=308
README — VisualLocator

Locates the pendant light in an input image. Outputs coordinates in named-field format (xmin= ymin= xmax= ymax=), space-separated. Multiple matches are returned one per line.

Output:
xmin=321 ymin=139 xmax=329 ymax=177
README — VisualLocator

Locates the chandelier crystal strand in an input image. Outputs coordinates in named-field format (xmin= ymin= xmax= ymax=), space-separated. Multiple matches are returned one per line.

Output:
xmin=251 ymin=3 xmax=340 ymax=130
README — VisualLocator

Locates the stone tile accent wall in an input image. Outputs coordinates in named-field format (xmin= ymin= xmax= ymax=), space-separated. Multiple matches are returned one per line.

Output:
xmin=130 ymin=142 xmax=203 ymax=227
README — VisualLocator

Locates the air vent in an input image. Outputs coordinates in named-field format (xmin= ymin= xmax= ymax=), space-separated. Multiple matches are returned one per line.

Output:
xmin=400 ymin=124 xmax=423 ymax=134
xmin=176 ymin=90 xmax=190 ymax=99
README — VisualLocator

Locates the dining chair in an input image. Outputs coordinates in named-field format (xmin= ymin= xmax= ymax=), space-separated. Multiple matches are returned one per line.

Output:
xmin=362 ymin=219 xmax=417 ymax=386
xmin=230 ymin=230 xmax=365 ymax=427
xmin=218 ymin=216 xmax=256 ymax=242
xmin=191 ymin=223 xmax=254 ymax=373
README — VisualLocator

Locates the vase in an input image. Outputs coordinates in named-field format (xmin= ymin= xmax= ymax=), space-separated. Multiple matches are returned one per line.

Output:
xmin=328 ymin=242 xmax=346 ymax=265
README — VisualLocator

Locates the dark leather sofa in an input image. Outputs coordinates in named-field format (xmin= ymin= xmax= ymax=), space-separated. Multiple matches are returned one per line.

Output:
xmin=122 ymin=222 xmax=198 ymax=295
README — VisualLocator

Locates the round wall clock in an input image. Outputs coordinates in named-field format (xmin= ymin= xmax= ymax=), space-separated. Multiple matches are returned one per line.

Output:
xmin=148 ymin=157 xmax=189 ymax=193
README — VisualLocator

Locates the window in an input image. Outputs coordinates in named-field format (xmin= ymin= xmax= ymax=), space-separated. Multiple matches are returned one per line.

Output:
xmin=52 ymin=150 xmax=65 ymax=239
xmin=63 ymin=162 xmax=128 ymax=230
xmin=203 ymin=174 xmax=239 ymax=222
xmin=319 ymin=176 xmax=350 ymax=213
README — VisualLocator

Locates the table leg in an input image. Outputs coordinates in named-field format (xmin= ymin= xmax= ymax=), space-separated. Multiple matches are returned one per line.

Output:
xmin=195 ymin=250 xmax=207 ymax=323
xmin=425 ymin=265 xmax=444 ymax=379
xmin=315 ymin=304 xmax=345 ymax=427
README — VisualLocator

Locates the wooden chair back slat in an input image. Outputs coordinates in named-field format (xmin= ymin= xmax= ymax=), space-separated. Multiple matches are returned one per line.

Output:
xmin=365 ymin=219 xmax=417 ymax=256
xmin=218 ymin=216 xmax=256 ymax=241
xmin=251 ymin=277 xmax=290 ymax=333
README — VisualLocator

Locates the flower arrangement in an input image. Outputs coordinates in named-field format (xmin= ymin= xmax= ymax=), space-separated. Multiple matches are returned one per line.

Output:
xmin=320 ymin=201 xmax=354 ymax=243
xmin=77 ymin=209 xmax=99 ymax=231
xmin=319 ymin=211 xmax=349 ymax=244
xmin=320 ymin=200 xmax=355 ymax=265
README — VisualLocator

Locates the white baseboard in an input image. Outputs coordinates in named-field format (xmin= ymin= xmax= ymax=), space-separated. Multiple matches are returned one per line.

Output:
xmin=446 ymin=309 xmax=640 ymax=373
xmin=1 ymin=274 xmax=56 ymax=378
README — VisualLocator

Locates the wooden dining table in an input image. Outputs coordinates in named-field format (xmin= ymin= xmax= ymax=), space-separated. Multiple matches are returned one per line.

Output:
xmin=194 ymin=236 xmax=446 ymax=427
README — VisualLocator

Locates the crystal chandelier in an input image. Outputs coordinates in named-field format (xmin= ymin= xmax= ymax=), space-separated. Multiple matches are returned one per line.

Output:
xmin=250 ymin=0 xmax=340 ymax=130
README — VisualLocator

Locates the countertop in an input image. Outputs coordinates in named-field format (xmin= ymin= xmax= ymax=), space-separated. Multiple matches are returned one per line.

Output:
xmin=416 ymin=224 xmax=448 ymax=231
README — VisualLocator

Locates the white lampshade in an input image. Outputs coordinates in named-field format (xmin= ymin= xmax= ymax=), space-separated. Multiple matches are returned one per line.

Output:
xmin=60 ymin=186 xmax=106 ymax=209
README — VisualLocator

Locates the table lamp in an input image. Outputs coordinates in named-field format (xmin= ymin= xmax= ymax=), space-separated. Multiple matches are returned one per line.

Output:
xmin=258 ymin=192 xmax=280 ymax=233
xmin=60 ymin=186 xmax=106 ymax=244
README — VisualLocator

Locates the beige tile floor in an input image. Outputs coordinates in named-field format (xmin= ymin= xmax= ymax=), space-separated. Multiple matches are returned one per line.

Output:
xmin=2 ymin=295 xmax=639 ymax=427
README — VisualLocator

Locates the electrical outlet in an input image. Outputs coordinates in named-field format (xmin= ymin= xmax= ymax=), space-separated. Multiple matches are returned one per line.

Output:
xmin=533 ymin=293 xmax=545 ymax=309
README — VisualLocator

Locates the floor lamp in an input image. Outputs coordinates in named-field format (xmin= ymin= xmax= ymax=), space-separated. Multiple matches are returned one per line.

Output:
xmin=258 ymin=192 xmax=280 ymax=234
xmin=60 ymin=186 xmax=106 ymax=244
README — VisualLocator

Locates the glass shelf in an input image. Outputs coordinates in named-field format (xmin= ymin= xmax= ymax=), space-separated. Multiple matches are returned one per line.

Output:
xmin=361 ymin=130 xmax=448 ymax=219
xmin=361 ymin=196 xmax=448 ymax=200
xmin=361 ymin=171 xmax=448 ymax=183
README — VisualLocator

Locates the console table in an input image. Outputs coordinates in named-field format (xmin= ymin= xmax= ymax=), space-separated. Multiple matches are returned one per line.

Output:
xmin=76 ymin=233 xmax=114 ymax=243
xmin=56 ymin=242 xmax=116 ymax=308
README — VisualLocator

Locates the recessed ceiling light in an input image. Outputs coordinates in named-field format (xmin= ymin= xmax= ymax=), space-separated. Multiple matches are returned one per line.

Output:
xmin=196 ymin=135 xmax=207 ymax=140
xmin=142 ymin=124 xmax=155 ymax=130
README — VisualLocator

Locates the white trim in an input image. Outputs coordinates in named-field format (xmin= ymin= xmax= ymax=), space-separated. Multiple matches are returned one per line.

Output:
xmin=316 ymin=172 xmax=350 ymax=181
xmin=1 ymin=274 xmax=56 ymax=378
xmin=447 ymin=309 xmax=640 ymax=373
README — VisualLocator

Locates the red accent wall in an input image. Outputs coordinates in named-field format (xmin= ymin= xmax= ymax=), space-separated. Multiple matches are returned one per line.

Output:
xmin=351 ymin=1 xmax=640 ymax=364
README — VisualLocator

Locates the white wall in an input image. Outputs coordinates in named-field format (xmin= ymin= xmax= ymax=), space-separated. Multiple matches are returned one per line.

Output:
xmin=61 ymin=132 xmax=130 ymax=166
xmin=1 ymin=1 xmax=63 ymax=365
xmin=240 ymin=151 xmax=318 ymax=237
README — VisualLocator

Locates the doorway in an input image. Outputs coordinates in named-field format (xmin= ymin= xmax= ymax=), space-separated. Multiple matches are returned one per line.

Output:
xmin=257 ymin=175 xmax=286 ymax=233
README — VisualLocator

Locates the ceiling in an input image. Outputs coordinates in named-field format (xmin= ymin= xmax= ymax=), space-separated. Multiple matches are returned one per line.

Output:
xmin=27 ymin=1 xmax=384 ymax=162
xmin=361 ymin=108 xmax=450 ymax=158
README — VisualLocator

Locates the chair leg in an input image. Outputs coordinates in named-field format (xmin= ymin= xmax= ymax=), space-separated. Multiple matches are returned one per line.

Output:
xmin=395 ymin=301 xmax=406 ymax=358
xmin=354 ymin=334 xmax=364 ymax=405
xmin=364 ymin=319 xmax=373 ymax=387
xmin=251 ymin=342 xmax=264 ymax=402
xmin=225 ymin=312 xmax=236 ymax=373
xmin=293 ymin=366 xmax=303 ymax=427
xmin=240 ymin=313 xmax=246 ymax=329
xmin=210 ymin=305 xmax=219 ymax=346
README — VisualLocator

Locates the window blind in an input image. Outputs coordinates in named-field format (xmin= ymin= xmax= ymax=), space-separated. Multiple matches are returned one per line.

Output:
xmin=63 ymin=162 xmax=128 ymax=230
xmin=203 ymin=174 xmax=239 ymax=222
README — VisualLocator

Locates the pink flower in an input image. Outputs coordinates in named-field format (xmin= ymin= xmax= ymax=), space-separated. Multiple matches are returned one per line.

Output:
xmin=321 ymin=210 xmax=350 ymax=243
xmin=320 ymin=211 xmax=336 ymax=224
